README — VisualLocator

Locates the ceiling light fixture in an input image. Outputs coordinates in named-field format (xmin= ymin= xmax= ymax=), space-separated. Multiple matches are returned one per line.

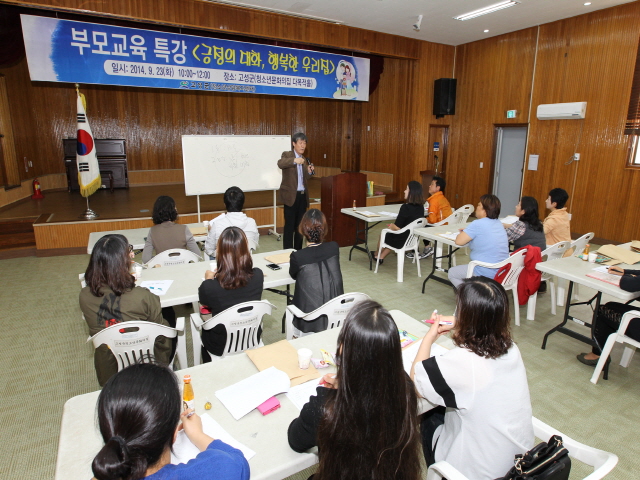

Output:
xmin=584 ymin=2 xmax=592 ymax=5
xmin=484 ymin=29 xmax=489 ymax=32
xmin=454 ymin=1 xmax=520 ymax=21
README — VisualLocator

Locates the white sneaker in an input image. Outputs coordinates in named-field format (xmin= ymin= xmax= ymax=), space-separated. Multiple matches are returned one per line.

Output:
xmin=418 ymin=246 xmax=433 ymax=259
xmin=405 ymin=251 xmax=415 ymax=259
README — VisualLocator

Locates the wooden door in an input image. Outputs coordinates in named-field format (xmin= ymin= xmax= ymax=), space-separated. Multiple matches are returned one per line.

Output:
xmin=0 ymin=75 xmax=20 ymax=187
xmin=427 ymin=125 xmax=449 ymax=179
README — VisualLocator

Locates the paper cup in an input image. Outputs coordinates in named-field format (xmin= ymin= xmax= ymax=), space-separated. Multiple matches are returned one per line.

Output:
xmin=134 ymin=265 xmax=143 ymax=280
xmin=588 ymin=252 xmax=597 ymax=263
xmin=210 ymin=261 xmax=217 ymax=271
xmin=203 ymin=220 xmax=209 ymax=228
xmin=297 ymin=348 xmax=313 ymax=369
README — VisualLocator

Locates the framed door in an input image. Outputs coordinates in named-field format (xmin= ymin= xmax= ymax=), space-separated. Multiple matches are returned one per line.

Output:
xmin=491 ymin=125 xmax=527 ymax=212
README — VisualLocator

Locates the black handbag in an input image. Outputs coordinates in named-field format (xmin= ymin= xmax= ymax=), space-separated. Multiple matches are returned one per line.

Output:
xmin=495 ymin=435 xmax=571 ymax=480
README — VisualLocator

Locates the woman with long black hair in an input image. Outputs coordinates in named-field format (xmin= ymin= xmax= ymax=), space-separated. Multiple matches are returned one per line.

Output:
xmin=372 ymin=180 xmax=425 ymax=264
xmin=91 ymin=362 xmax=249 ymax=480
xmin=288 ymin=300 xmax=422 ymax=480
xmin=79 ymin=234 xmax=174 ymax=386
xmin=198 ymin=227 xmax=264 ymax=359
xmin=505 ymin=196 xmax=547 ymax=252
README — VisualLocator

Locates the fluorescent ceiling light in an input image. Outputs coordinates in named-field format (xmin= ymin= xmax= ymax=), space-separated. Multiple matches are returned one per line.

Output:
xmin=454 ymin=1 xmax=520 ymax=21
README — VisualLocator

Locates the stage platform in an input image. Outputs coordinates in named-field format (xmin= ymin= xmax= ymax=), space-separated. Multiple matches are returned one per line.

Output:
xmin=0 ymin=179 xmax=386 ymax=256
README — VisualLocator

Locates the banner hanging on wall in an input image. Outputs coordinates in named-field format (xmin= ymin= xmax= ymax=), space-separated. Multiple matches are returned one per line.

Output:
xmin=20 ymin=14 xmax=370 ymax=101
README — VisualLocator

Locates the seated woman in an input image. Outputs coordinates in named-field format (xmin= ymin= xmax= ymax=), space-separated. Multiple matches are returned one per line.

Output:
xmin=289 ymin=209 xmax=343 ymax=335
xmin=577 ymin=266 xmax=640 ymax=366
xmin=142 ymin=195 xmax=201 ymax=264
xmin=79 ymin=234 xmax=174 ymax=386
xmin=92 ymin=362 xmax=249 ymax=480
xmin=288 ymin=300 xmax=422 ymax=480
xmin=198 ymin=227 xmax=264 ymax=360
xmin=411 ymin=277 xmax=534 ymax=480
xmin=505 ymin=196 xmax=546 ymax=252
xmin=372 ymin=181 xmax=425 ymax=264
xmin=447 ymin=194 xmax=509 ymax=289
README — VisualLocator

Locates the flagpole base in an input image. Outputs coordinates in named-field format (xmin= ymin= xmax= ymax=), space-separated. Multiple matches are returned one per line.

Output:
xmin=79 ymin=208 xmax=99 ymax=220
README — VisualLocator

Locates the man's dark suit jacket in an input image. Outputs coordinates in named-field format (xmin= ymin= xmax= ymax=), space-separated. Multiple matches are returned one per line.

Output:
xmin=278 ymin=150 xmax=311 ymax=208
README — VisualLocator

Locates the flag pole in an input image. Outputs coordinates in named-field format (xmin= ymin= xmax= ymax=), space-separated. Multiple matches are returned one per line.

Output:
xmin=75 ymin=83 xmax=100 ymax=219
xmin=80 ymin=195 xmax=99 ymax=220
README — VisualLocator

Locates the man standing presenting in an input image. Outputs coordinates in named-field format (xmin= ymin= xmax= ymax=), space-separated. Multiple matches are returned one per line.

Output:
xmin=278 ymin=132 xmax=314 ymax=250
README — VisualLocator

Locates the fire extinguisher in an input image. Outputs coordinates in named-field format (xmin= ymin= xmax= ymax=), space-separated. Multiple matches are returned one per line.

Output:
xmin=31 ymin=178 xmax=45 ymax=199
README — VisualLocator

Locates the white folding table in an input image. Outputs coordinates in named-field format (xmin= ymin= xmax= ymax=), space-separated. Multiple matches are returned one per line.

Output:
xmin=536 ymin=250 xmax=640 ymax=361
xmin=413 ymin=224 xmax=467 ymax=293
xmin=340 ymin=204 xmax=402 ymax=270
xmin=56 ymin=309 xmax=448 ymax=480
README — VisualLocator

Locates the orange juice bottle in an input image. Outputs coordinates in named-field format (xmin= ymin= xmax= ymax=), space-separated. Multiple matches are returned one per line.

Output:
xmin=183 ymin=375 xmax=195 ymax=411
xmin=583 ymin=244 xmax=590 ymax=261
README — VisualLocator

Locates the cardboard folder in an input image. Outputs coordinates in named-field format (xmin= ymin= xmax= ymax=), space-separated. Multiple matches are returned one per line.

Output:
xmin=264 ymin=252 xmax=292 ymax=264
xmin=597 ymin=244 xmax=640 ymax=266
xmin=246 ymin=340 xmax=320 ymax=387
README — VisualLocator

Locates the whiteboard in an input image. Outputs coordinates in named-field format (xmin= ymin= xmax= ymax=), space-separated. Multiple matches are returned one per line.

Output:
xmin=182 ymin=135 xmax=291 ymax=196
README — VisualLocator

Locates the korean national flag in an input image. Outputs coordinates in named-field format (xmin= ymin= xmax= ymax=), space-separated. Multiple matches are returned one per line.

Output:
xmin=76 ymin=93 xmax=101 ymax=197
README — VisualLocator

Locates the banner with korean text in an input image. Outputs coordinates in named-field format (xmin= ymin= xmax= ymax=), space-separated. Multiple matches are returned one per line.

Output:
xmin=20 ymin=15 xmax=370 ymax=101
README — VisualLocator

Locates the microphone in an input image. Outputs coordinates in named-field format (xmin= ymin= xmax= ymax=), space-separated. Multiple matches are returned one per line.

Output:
xmin=306 ymin=157 xmax=316 ymax=176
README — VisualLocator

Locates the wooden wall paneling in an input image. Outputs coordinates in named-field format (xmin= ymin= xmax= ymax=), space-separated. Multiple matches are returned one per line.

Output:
xmin=523 ymin=2 xmax=640 ymax=242
xmin=0 ymin=75 xmax=20 ymax=186
xmin=403 ymin=42 xmax=455 ymax=194
xmin=1 ymin=0 xmax=422 ymax=59
xmin=448 ymin=28 xmax=538 ymax=209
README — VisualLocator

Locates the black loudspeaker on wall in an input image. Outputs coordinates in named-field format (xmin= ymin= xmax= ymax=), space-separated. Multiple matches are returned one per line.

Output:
xmin=433 ymin=78 xmax=457 ymax=118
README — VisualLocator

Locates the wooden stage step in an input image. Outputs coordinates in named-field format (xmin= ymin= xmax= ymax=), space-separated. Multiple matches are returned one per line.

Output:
xmin=0 ymin=218 xmax=37 ymax=259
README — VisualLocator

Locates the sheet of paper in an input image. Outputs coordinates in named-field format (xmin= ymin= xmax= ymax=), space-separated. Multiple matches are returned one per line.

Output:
xmin=528 ymin=154 xmax=539 ymax=171
xmin=139 ymin=280 xmax=173 ymax=296
xmin=378 ymin=211 xmax=399 ymax=217
xmin=354 ymin=210 xmax=380 ymax=217
xmin=593 ymin=266 xmax=610 ymax=273
xmin=246 ymin=340 xmax=321 ymax=386
xmin=438 ymin=232 xmax=460 ymax=241
xmin=501 ymin=215 xmax=519 ymax=225
xmin=171 ymin=413 xmax=256 ymax=464
xmin=286 ymin=378 xmax=323 ymax=411
xmin=401 ymin=340 xmax=448 ymax=375
xmin=215 ymin=367 xmax=290 ymax=420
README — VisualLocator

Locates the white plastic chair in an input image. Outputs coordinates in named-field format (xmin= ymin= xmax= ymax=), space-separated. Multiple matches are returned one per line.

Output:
xmin=466 ymin=249 xmax=527 ymax=326
xmin=375 ymin=218 xmax=425 ymax=282
xmin=146 ymin=248 xmax=202 ymax=268
xmin=88 ymin=317 xmax=187 ymax=371
xmin=426 ymin=416 xmax=618 ymax=480
xmin=189 ymin=300 xmax=275 ymax=365
xmin=525 ymin=241 xmax=571 ymax=320
xmin=591 ymin=310 xmax=640 ymax=384
xmin=285 ymin=292 xmax=370 ymax=340
xmin=557 ymin=232 xmax=595 ymax=306
xmin=428 ymin=205 xmax=473 ymax=269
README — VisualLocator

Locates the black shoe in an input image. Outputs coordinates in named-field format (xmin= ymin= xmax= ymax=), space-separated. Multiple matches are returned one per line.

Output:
xmin=538 ymin=282 xmax=547 ymax=293
xmin=371 ymin=251 xmax=383 ymax=265
xmin=576 ymin=353 xmax=599 ymax=366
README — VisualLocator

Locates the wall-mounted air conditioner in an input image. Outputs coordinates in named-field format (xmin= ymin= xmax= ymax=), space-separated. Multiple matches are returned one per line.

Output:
xmin=536 ymin=102 xmax=587 ymax=120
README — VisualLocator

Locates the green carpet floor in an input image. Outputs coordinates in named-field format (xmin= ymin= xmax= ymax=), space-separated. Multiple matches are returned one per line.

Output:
xmin=0 ymin=228 xmax=638 ymax=479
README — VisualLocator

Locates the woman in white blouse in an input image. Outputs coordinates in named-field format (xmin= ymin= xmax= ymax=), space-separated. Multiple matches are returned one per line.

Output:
xmin=410 ymin=276 xmax=534 ymax=480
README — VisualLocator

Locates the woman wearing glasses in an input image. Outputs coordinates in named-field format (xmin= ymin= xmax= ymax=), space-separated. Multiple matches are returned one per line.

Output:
xmin=79 ymin=234 xmax=175 ymax=386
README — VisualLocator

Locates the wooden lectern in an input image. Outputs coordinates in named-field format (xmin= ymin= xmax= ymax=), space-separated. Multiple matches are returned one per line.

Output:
xmin=321 ymin=172 xmax=367 ymax=247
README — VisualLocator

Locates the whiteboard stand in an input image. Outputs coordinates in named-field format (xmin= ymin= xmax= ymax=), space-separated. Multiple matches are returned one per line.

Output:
xmin=267 ymin=190 xmax=281 ymax=241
